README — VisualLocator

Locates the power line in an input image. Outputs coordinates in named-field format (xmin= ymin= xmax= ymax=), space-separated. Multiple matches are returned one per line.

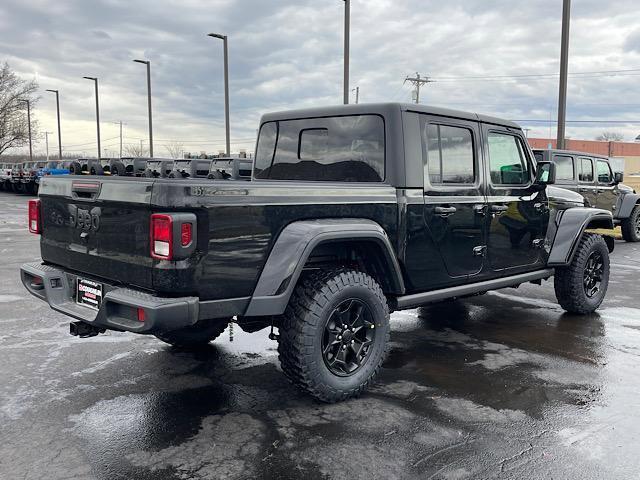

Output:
xmin=432 ymin=67 xmax=640 ymax=81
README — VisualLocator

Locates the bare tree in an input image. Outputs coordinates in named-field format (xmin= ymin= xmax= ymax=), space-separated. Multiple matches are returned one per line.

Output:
xmin=164 ymin=141 xmax=184 ymax=159
xmin=0 ymin=62 xmax=39 ymax=156
xmin=596 ymin=131 xmax=625 ymax=142
xmin=123 ymin=143 xmax=148 ymax=157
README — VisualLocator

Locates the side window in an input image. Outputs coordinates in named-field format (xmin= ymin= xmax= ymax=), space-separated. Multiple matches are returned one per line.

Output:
xmin=552 ymin=155 xmax=575 ymax=181
xmin=579 ymin=158 xmax=594 ymax=182
xmin=423 ymin=123 xmax=475 ymax=185
xmin=533 ymin=152 xmax=544 ymax=162
xmin=597 ymin=160 xmax=612 ymax=183
xmin=487 ymin=132 xmax=531 ymax=185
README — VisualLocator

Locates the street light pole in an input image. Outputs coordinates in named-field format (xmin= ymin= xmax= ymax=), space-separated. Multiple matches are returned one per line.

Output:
xmin=46 ymin=89 xmax=62 ymax=160
xmin=207 ymin=33 xmax=231 ymax=156
xmin=556 ymin=0 xmax=571 ymax=150
xmin=343 ymin=0 xmax=350 ymax=105
xmin=44 ymin=131 xmax=53 ymax=161
xmin=83 ymin=77 xmax=101 ymax=158
xmin=133 ymin=59 xmax=153 ymax=157
xmin=18 ymin=99 xmax=33 ymax=161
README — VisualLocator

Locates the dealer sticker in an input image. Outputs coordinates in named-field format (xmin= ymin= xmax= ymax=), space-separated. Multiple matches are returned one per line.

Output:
xmin=76 ymin=278 xmax=103 ymax=311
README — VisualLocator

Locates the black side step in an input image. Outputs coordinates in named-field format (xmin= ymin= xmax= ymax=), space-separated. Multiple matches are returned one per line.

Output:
xmin=393 ymin=269 xmax=555 ymax=310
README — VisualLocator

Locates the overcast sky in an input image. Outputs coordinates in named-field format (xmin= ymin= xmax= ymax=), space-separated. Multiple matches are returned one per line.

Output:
xmin=2 ymin=0 xmax=640 ymax=157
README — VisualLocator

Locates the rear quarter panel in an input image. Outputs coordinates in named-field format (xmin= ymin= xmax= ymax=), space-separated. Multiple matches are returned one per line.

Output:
xmin=151 ymin=180 xmax=399 ymax=300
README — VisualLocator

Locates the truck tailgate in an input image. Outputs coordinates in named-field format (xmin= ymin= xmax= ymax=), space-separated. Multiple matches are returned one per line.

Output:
xmin=39 ymin=177 xmax=155 ymax=290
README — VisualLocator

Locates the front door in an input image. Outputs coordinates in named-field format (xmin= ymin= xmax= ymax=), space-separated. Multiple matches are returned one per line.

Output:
xmin=420 ymin=117 xmax=487 ymax=279
xmin=484 ymin=128 xmax=549 ymax=271
xmin=595 ymin=159 xmax=617 ymax=213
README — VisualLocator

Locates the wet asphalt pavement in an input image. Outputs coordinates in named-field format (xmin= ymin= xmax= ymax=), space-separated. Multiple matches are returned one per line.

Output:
xmin=1 ymin=190 xmax=639 ymax=480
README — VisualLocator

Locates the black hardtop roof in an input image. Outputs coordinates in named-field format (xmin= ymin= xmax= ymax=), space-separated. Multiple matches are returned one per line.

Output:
xmin=533 ymin=148 xmax=610 ymax=160
xmin=260 ymin=102 xmax=520 ymax=130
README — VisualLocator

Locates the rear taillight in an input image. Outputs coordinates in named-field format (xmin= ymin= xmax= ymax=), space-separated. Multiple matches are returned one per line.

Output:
xmin=150 ymin=214 xmax=173 ymax=259
xmin=28 ymin=199 xmax=41 ymax=234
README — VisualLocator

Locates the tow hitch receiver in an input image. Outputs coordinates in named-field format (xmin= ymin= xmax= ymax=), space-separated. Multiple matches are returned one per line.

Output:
xmin=70 ymin=321 xmax=105 ymax=338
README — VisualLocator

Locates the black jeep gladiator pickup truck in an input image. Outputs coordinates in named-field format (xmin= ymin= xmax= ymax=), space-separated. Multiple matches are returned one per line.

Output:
xmin=22 ymin=103 xmax=614 ymax=402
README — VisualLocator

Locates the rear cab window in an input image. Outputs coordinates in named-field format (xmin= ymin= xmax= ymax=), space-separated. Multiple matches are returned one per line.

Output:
xmin=254 ymin=115 xmax=385 ymax=182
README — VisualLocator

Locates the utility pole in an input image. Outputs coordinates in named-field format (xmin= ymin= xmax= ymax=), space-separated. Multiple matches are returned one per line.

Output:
xmin=133 ymin=59 xmax=153 ymax=157
xmin=404 ymin=73 xmax=433 ymax=104
xmin=556 ymin=0 xmax=571 ymax=150
xmin=46 ymin=89 xmax=62 ymax=159
xmin=343 ymin=0 xmax=350 ymax=105
xmin=45 ymin=131 xmax=53 ymax=161
xmin=18 ymin=99 xmax=33 ymax=161
xmin=83 ymin=77 xmax=101 ymax=158
xmin=352 ymin=86 xmax=359 ymax=104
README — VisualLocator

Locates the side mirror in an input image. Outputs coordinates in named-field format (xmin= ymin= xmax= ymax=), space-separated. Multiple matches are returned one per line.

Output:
xmin=614 ymin=171 xmax=624 ymax=184
xmin=535 ymin=161 xmax=556 ymax=185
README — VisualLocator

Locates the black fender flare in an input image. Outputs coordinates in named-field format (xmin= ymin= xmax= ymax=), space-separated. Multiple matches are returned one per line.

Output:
xmin=244 ymin=219 xmax=405 ymax=317
xmin=616 ymin=193 xmax=640 ymax=219
xmin=547 ymin=208 xmax=614 ymax=266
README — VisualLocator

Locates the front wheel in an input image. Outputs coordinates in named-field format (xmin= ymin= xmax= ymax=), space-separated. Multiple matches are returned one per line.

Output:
xmin=621 ymin=205 xmax=640 ymax=242
xmin=278 ymin=269 xmax=390 ymax=403
xmin=554 ymin=233 xmax=610 ymax=314
xmin=155 ymin=319 xmax=229 ymax=348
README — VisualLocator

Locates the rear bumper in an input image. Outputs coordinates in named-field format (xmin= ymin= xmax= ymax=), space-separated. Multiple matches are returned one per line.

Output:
xmin=20 ymin=262 xmax=249 ymax=334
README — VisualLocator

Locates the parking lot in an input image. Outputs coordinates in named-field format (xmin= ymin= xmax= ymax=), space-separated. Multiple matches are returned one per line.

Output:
xmin=0 ymin=190 xmax=639 ymax=480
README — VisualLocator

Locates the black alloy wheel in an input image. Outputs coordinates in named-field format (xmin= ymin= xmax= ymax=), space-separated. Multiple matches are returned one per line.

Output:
xmin=583 ymin=251 xmax=604 ymax=298
xmin=322 ymin=298 xmax=376 ymax=376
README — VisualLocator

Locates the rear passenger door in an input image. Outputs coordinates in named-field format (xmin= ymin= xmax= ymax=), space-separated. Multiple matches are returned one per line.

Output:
xmin=577 ymin=157 xmax=598 ymax=207
xmin=420 ymin=116 xmax=487 ymax=279
xmin=484 ymin=127 xmax=549 ymax=271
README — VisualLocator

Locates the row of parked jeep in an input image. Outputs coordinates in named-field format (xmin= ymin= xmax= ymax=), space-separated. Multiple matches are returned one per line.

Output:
xmin=0 ymin=156 xmax=253 ymax=194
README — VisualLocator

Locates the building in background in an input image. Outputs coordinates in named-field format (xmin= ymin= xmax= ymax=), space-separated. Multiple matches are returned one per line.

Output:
xmin=528 ymin=138 xmax=640 ymax=191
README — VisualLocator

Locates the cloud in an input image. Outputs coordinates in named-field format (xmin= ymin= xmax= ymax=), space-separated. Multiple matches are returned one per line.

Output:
xmin=1 ymin=0 xmax=640 ymax=157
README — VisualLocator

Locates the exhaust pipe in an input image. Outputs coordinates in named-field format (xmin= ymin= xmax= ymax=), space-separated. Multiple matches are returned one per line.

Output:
xmin=70 ymin=321 xmax=105 ymax=338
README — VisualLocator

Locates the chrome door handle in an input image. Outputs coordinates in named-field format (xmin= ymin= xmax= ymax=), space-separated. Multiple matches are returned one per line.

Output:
xmin=434 ymin=206 xmax=457 ymax=216
xmin=490 ymin=205 xmax=509 ymax=213
xmin=473 ymin=204 xmax=487 ymax=216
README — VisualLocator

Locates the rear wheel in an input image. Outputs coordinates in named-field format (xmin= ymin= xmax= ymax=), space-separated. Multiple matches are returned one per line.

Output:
xmin=621 ymin=205 xmax=640 ymax=242
xmin=155 ymin=319 xmax=229 ymax=348
xmin=554 ymin=233 xmax=610 ymax=314
xmin=278 ymin=269 xmax=390 ymax=403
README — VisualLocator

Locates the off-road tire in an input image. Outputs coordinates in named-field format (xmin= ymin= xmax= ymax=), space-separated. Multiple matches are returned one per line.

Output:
xmin=621 ymin=205 xmax=640 ymax=242
xmin=69 ymin=161 xmax=82 ymax=175
xmin=277 ymin=269 xmax=390 ymax=403
xmin=110 ymin=161 xmax=125 ymax=176
xmin=155 ymin=319 xmax=229 ymax=348
xmin=554 ymin=233 xmax=610 ymax=314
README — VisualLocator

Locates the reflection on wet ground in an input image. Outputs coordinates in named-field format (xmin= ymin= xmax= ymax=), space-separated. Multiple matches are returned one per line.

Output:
xmin=1 ymin=192 xmax=639 ymax=479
